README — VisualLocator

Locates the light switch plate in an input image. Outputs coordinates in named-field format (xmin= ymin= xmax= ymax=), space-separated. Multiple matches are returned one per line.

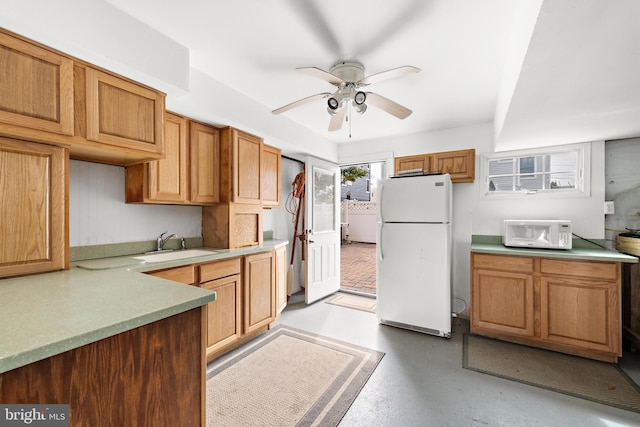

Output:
xmin=604 ymin=201 xmax=615 ymax=215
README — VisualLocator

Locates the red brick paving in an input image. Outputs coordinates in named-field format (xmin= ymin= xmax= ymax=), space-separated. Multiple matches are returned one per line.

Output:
xmin=340 ymin=242 xmax=377 ymax=295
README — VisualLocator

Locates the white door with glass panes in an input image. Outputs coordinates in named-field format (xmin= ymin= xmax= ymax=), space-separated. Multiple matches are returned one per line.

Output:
xmin=305 ymin=156 xmax=340 ymax=304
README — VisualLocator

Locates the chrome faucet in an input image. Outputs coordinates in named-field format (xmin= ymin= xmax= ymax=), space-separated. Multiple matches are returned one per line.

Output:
xmin=156 ymin=232 xmax=177 ymax=252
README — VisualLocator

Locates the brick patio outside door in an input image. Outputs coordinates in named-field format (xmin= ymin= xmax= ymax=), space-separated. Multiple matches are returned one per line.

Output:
xmin=340 ymin=242 xmax=376 ymax=295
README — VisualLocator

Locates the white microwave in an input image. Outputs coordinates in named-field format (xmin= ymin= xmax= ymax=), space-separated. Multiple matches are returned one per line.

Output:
xmin=503 ymin=220 xmax=572 ymax=250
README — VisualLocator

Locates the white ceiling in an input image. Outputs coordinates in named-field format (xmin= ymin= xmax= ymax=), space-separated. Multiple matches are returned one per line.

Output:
xmin=60 ymin=0 xmax=640 ymax=149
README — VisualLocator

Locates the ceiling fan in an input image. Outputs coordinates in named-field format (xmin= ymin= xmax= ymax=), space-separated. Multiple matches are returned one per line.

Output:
xmin=272 ymin=61 xmax=420 ymax=132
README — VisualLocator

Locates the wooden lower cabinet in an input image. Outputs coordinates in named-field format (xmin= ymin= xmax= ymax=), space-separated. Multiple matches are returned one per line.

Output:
xmin=199 ymin=259 xmax=243 ymax=360
xmin=275 ymin=245 xmax=288 ymax=315
xmin=0 ymin=307 xmax=206 ymax=427
xmin=146 ymin=249 xmax=285 ymax=362
xmin=244 ymin=252 xmax=275 ymax=334
xmin=471 ymin=252 xmax=622 ymax=362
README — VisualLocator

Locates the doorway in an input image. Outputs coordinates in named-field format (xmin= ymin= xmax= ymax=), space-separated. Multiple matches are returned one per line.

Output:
xmin=339 ymin=161 xmax=385 ymax=295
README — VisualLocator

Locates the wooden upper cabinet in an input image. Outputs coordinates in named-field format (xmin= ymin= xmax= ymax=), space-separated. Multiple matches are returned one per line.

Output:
xmin=84 ymin=67 xmax=164 ymax=154
xmin=220 ymin=127 xmax=262 ymax=205
xmin=0 ymin=31 xmax=74 ymax=136
xmin=262 ymin=144 xmax=282 ymax=208
xmin=430 ymin=149 xmax=475 ymax=183
xmin=125 ymin=112 xmax=188 ymax=203
xmin=0 ymin=137 xmax=68 ymax=278
xmin=190 ymin=121 xmax=220 ymax=205
xmin=394 ymin=154 xmax=430 ymax=175
xmin=0 ymin=29 xmax=167 ymax=166
xmin=394 ymin=149 xmax=475 ymax=183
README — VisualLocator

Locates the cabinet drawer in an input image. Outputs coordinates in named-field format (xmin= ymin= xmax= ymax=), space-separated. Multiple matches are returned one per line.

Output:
xmin=200 ymin=258 xmax=241 ymax=283
xmin=472 ymin=253 xmax=534 ymax=273
xmin=147 ymin=265 xmax=195 ymax=285
xmin=540 ymin=258 xmax=618 ymax=280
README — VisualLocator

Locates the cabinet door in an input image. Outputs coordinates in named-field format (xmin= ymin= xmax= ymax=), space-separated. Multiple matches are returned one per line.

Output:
xmin=0 ymin=31 xmax=74 ymax=136
xmin=275 ymin=246 xmax=288 ymax=315
xmin=471 ymin=268 xmax=535 ymax=337
xmin=541 ymin=275 xmax=620 ymax=355
xmin=233 ymin=129 xmax=262 ymax=204
xmin=394 ymin=154 xmax=429 ymax=175
xmin=189 ymin=121 xmax=220 ymax=204
xmin=148 ymin=112 xmax=188 ymax=202
xmin=262 ymin=144 xmax=281 ymax=207
xmin=430 ymin=149 xmax=475 ymax=183
xmin=201 ymin=274 xmax=242 ymax=356
xmin=0 ymin=138 xmax=68 ymax=278
xmin=85 ymin=67 xmax=164 ymax=154
xmin=244 ymin=252 xmax=275 ymax=333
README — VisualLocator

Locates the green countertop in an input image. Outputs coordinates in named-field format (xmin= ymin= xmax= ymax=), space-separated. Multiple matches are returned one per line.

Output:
xmin=0 ymin=240 xmax=288 ymax=374
xmin=471 ymin=235 xmax=638 ymax=263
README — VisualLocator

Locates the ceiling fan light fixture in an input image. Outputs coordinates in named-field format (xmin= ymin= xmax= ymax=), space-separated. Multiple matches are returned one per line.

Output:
xmin=327 ymin=97 xmax=340 ymax=110
xmin=354 ymin=91 xmax=367 ymax=105
xmin=353 ymin=102 xmax=367 ymax=114
xmin=327 ymin=106 xmax=337 ymax=116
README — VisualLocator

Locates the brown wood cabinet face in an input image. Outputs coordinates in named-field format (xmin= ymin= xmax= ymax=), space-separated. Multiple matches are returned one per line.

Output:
xmin=0 ymin=31 xmax=74 ymax=136
xmin=244 ymin=252 xmax=275 ymax=334
xmin=471 ymin=252 xmax=622 ymax=362
xmin=394 ymin=154 xmax=429 ymax=175
xmin=541 ymin=275 xmax=619 ymax=354
xmin=275 ymin=246 xmax=288 ymax=315
xmin=430 ymin=149 xmax=475 ymax=183
xmin=189 ymin=121 xmax=220 ymax=204
xmin=394 ymin=149 xmax=475 ymax=183
xmin=85 ymin=67 xmax=164 ymax=154
xmin=146 ymin=265 xmax=195 ymax=285
xmin=262 ymin=144 xmax=282 ymax=207
xmin=0 ymin=308 xmax=205 ymax=427
xmin=472 ymin=268 xmax=535 ymax=337
xmin=234 ymin=130 xmax=262 ymax=204
xmin=201 ymin=274 xmax=242 ymax=355
xmin=147 ymin=112 xmax=188 ymax=202
xmin=0 ymin=138 xmax=68 ymax=278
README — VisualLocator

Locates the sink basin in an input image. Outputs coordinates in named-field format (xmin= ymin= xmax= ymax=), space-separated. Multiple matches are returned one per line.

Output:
xmin=133 ymin=249 xmax=217 ymax=263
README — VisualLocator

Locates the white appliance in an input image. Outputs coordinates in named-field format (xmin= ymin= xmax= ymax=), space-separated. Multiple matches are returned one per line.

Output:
xmin=503 ymin=219 xmax=572 ymax=249
xmin=376 ymin=174 xmax=452 ymax=338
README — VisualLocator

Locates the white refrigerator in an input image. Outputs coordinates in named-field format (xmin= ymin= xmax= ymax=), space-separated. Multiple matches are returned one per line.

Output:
xmin=376 ymin=173 xmax=452 ymax=338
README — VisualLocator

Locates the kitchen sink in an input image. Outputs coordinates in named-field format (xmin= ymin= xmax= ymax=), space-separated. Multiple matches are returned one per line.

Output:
xmin=133 ymin=249 xmax=217 ymax=263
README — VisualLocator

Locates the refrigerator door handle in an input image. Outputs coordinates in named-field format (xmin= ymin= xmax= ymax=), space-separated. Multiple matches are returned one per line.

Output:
xmin=378 ymin=223 xmax=384 ymax=261
xmin=378 ymin=182 xmax=384 ymax=223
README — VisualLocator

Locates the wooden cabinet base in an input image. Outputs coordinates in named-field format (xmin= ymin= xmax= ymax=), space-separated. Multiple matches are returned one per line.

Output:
xmin=471 ymin=252 xmax=622 ymax=363
xmin=0 ymin=307 xmax=206 ymax=427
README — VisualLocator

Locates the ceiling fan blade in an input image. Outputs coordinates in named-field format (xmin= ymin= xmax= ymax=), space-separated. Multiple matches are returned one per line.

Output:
xmin=328 ymin=106 xmax=346 ymax=131
xmin=297 ymin=67 xmax=344 ymax=85
xmin=365 ymin=92 xmax=413 ymax=119
xmin=272 ymin=92 xmax=331 ymax=115
xmin=358 ymin=66 xmax=420 ymax=86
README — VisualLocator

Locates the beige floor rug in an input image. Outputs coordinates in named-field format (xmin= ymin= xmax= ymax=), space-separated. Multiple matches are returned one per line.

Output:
xmin=206 ymin=325 xmax=384 ymax=426
xmin=463 ymin=334 xmax=640 ymax=414
xmin=325 ymin=293 xmax=377 ymax=313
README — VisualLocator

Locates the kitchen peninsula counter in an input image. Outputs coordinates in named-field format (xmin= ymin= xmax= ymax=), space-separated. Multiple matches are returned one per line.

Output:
xmin=0 ymin=240 xmax=287 ymax=375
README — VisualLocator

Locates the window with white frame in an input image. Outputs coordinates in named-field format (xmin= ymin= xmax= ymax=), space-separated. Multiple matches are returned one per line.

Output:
xmin=481 ymin=143 xmax=590 ymax=198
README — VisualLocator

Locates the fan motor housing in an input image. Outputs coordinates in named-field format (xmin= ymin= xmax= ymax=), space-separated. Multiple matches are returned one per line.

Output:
xmin=330 ymin=61 xmax=365 ymax=83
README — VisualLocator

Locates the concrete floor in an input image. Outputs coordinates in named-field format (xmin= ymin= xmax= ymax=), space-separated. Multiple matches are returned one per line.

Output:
xmin=275 ymin=293 xmax=640 ymax=427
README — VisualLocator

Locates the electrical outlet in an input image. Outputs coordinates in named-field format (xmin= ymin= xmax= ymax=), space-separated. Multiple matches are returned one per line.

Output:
xmin=604 ymin=201 xmax=615 ymax=215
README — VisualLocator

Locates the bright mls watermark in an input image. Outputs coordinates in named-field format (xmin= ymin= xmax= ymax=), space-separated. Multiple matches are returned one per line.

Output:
xmin=0 ymin=405 xmax=69 ymax=426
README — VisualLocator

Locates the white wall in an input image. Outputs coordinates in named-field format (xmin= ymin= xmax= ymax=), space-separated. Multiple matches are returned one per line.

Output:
xmin=338 ymin=122 xmax=605 ymax=317
xmin=69 ymin=161 xmax=202 ymax=246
